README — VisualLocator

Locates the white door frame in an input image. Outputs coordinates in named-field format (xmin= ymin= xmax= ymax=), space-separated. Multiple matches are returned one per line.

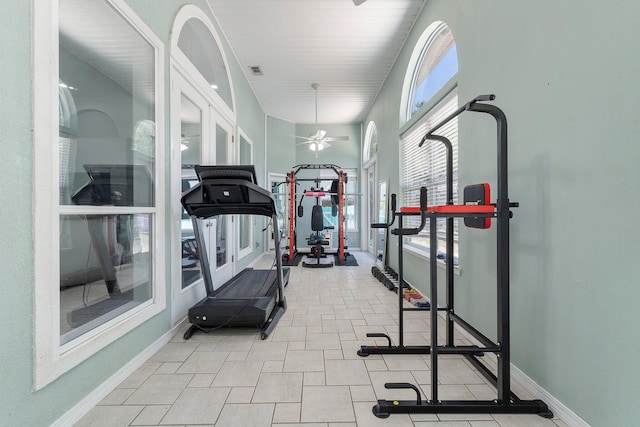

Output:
xmin=171 ymin=72 xmax=208 ymax=324
xmin=170 ymin=70 xmax=236 ymax=324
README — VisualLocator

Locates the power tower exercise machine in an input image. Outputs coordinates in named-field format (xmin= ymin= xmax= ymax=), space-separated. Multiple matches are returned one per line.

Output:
xmin=281 ymin=164 xmax=357 ymax=267
xmin=365 ymin=95 xmax=553 ymax=418
xmin=180 ymin=165 xmax=288 ymax=340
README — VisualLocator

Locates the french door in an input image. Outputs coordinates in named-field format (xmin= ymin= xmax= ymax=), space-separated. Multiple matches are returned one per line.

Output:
xmin=171 ymin=73 xmax=234 ymax=324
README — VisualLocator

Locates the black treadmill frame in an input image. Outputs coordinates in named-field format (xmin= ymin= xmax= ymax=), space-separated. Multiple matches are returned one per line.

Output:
xmin=180 ymin=165 xmax=287 ymax=340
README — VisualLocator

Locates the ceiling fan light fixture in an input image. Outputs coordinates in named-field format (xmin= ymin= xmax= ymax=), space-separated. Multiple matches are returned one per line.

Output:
xmin=309 ymin=142 xmax=324 ymax=151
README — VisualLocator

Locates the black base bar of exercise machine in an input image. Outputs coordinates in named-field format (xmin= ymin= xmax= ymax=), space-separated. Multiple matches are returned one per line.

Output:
xmin=373 ymin=395 xmax=553 ymax=418
xmin=371 ymin=95 xmax=553 ymax=419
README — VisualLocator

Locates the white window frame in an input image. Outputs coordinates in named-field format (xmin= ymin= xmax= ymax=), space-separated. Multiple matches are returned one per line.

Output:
xmin=361 ymin=121 xmax=377 ymax=252
xmin=33 ymin=0 xmax=165 ymax=390
xmin=401 ymin=89 xmax=458 ymax=263
xmin=362 ymin=121 xmax=378 ymax=168
xmin=399 ymin=21 xmax=459 ymax=267
xmin=171 ymin=4 xmax=236 ymax=125
xmin=320 ymin=168 xmax=359 ymax=233
xmin=237 ymin=129 xmax=254 ymax=260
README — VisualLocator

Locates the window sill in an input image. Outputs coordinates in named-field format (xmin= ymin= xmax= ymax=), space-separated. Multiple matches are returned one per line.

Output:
xmin=403 ymin=244 xmax=461 ymax=275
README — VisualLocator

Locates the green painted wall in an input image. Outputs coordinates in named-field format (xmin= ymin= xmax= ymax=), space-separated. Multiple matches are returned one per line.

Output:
xmin=0 ymin=0 xmax=37 ymax=424
xmin=0 ymin=1 xmax=268 ymax=425
xmin=266 ymin=115 xmax=296 ymax=177
xmin=366 ymin=0 xmax=640 ymax=425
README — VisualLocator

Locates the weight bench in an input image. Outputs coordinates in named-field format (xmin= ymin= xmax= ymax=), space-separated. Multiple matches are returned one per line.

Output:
xmin=303 ymin=205 xmax=334 ymax=268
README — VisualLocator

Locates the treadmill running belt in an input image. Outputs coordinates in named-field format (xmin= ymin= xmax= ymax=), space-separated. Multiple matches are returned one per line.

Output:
xmin=214 ymin=268 xmax=278 ymax=299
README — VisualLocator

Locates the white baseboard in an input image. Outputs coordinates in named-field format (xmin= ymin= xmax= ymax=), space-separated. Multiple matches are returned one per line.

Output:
xmin=52 ymin=321 xmax=183 ymax=427
xmin=509 ymin=363 xmax=591 ymax=427
xmin=399 ymin=279 xmax=590 ymax=426
xmin=451 ymin=316 xmax=590 ymax=426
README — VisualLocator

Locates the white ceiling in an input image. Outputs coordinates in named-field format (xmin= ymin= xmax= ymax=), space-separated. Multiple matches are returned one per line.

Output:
xmin=207 ymin=0 xmax=425 ymax=125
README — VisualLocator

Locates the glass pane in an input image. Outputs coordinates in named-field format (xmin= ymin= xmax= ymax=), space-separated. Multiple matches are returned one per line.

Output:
xmin=368 ymin=169 xmax=374 ymax=252
xmin=59 ymin=0 xmax=155 ymax=207
xmin=58 ymin=0 xmax=157 ymax=345
xmin=216 ymin=217 xmax=227 ymax=268
xmin=239 ymin=136 xmax=252 ymax=251
xmin=377 ymin=181 xmax=387 ymax=262
xmin=216 ymin=124 xmax=228 ymax=165
xmin=239 ymin=215 xmax=250 ymax=251
xmin=215 ymin=124 xmax=228 ymax=267
xmin=60 ymin=214 xmax=152 ymax=344
xmin=410 ymin=24 xmax=457 ymax=116
xmin=178 ymin=18 xmax=233 ymax=110
xmin=366 ymin=124 xmax=377 ymax=162
xmin=240 ymin=136 xmax=251 ymax=164
xmin=181 ymin=94 xmax=203 ymax=289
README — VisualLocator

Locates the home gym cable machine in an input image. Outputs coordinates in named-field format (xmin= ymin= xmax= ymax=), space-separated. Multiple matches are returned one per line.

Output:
xmin=281 ymin=164 xmax=355 ymax=267
xmin=367 ymin=95 xmax=553 ymax=418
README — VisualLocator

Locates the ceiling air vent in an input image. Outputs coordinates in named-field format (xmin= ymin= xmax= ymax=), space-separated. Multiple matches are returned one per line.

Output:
xmin=249 ymin=66 xmax=263 ymax=76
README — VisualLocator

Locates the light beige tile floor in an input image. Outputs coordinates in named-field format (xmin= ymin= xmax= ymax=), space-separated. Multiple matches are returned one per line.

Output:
xmin=75 ymin=251 xmax=566 ymax=427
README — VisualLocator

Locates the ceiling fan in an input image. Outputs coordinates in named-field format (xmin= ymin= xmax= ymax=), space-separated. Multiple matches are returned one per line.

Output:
xmin=296 ymin=83 xmax=349 ymax=156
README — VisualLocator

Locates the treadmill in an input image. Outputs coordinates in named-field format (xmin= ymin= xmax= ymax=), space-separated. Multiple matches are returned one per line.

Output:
xmin=180 ymin=165 xmax=288 ymax=340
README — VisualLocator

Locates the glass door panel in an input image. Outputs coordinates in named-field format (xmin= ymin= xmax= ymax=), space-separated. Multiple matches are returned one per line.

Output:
xmin=180 ymin=94 xmax=202 ymax=289
xmin=171 ymin=79 xmax=209 ymax=325
xmin=211 ymin=121 xmax=233 ymax=287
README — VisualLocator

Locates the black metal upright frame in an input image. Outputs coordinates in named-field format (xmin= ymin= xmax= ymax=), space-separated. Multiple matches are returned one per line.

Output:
xmin=369 ymin=95 xmax=553 ymax=418
xmin=358 ymin=134 xmax=480 ymax=357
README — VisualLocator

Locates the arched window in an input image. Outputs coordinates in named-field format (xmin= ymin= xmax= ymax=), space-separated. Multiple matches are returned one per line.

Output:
xmin=363 ymin=121 xmax=378 ymax=166
xmin=400 ymin=22 xmax=459 ymax=265
xmin=406 ymin=22 xmax=457 ymax=120
xmin=171 ymin=6 xmax=234 ymax=116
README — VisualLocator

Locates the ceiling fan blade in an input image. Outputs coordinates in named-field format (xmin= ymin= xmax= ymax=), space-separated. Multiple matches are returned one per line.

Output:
xmin=323 ymin=136 xmax=349 ymax=142
xmin=309 ymin=129 xmax=326 ymax=139
xmin=295 ymin=135 xmax=313 ymax=141
xmin=353 ymin=0 xmax=367 ymax=5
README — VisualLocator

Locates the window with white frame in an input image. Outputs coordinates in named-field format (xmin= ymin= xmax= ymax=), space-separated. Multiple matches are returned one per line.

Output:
xmin=178 ymin=17 xmax=233 ymax=110
xmin=238 ymin=133 xmax=253 ymax=258
xmin=408 ymin=23 xmax=458 ymax=119
xmin=34 ymin=0 xmax=164 ymax=389
xmin=320 ymin=169 xmax=358 ymax=232
xmin=363 ymin=121 xmax=378 ymax=166
xmin=401 ymin=22 xmax=459 ymax=265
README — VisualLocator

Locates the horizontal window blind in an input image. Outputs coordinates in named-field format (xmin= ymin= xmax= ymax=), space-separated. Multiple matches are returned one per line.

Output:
xmin=401 ymin=89 xmax=458 ymax=253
